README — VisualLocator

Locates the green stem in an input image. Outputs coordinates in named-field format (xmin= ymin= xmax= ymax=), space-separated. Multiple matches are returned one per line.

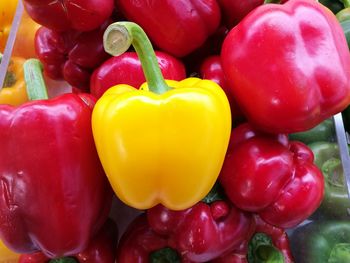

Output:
xmin=49 ymin=257 xmax=78 ymax=263
xmin=343 ymin=0 xmax=350 ymax=8
xmin=263 ymin=0 xmax=281 ymax=4
xmin=23 ymin=59 xmax=49 ymax=100
xmin=103 ymin=21 xmax=170 ymax=94
xmin=248 ymin=233 xmax=284 ymax=263
xmin=149 ymin=247 xmax=181 ymax=263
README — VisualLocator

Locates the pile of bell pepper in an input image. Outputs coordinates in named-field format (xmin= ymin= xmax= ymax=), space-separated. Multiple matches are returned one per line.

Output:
xmin=1 ymin=0 xmax=350 ymax=262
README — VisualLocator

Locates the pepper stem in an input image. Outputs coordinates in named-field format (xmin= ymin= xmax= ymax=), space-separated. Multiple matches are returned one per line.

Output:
xmin=23 ymin=59 xmax=48 ymax=100
xmin=263 ymin=0 xmax=281 ymax=4
xmin=343 ymin=0 xmax=350 ymax=8
xmin=149 ymin=247 xmax=181 ymax=263
xmin=49 ymin=257 xmax=78 ymax=263
xmin=248 ymin=233 xmax=284 ymax=262
xmin=103 ymin=21 xmax=171 ymax=94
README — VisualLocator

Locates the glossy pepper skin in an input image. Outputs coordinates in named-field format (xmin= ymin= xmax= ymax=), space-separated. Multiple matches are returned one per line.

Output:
xmin=35 ymin=20 xmax=111 ymax=91
xmin=221 ymin=0 xmax=350 ymax=133
xmin=199 ymin=55 xmax=244 ymax=126
xmin=290 ymin=221 xmax=350 ymax=262
xmin=0 ymin=59 xmax=113 ymax=257
xmin=117 ymin=200 xmax=254 ymax=262
xmin=18 ymin=218 xmax=118 ymax=263
xmin=213 ymin=215 xmax=294 ymax=263
xmin=219 ymin=123 xmax=324 ymax=228
xmin=90 ymin=51 xmax=186 ymax=98
xmin=92 ymin=22 xmax=231 ymax=210
xmin=116 ymin=0 xmax=221 ymax=57
xmin=308 ymin=142 xmax=350 ymax=219
xmin=23 ymin=0 xmax=114 ymax=32
xmin=0 ymin=55 xmax=29 ymax=106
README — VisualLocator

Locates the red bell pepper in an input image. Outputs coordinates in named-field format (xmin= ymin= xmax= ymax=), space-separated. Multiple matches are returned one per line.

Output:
xmin=35 ymin=20 xmax=111 ymax=91
xmin=219 ymin=123 xmax=324 ymax=228
xmin=0 ymin=59 xmax=113 ymax=257
xmin=217 ymin=0 xmax=264 ymax=28
xmin=23 ymin=0 xmax=114 ymax=32
xmin=90 ymin=51 xmax=186 ymax=98
xmin=18 ymin=218 xmax=118 ymax=263
xmin=221 ymin=0 xmax=350 ymax=133
xmin=199 ymin=55 xmax=244 ymax=125
xmin=213 ymin=215 xmax=294 ymax=263
xmin=116 ymin=0 xmax=221 ymax=57
xmin=117 ymin=194 xmax=255 ymax=262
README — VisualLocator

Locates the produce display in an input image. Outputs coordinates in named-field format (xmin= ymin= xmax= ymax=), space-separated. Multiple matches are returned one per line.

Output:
xmin=1 ymin=0 xmax=350 ymax=262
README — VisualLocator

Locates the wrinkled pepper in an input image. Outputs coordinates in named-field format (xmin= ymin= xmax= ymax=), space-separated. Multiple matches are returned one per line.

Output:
xmin=289 ymin=118 xmax=335 ymax=144
xmin=92 ymin=22 xmax=231 ymax=210
xmin=290 ymin=220 xmax=350 ymax=262
xmin=308 ymin=142 xmax=350 ymax=219
xmin=18 ymin=218 xmax=118 ymax=263
xmin=23 ymin=0 xmax=114 ymax=32
xmin=0 ymin=59 xmax=113 ymax=257
xmin=35 ymin=20 xmax=111 ymax=91
xmin=221 ymin=0 xmax=350 ymax=133
xmin=116 ymin=0 xmax=221 ymax=57
xmin=90 ymin=51 xmax=186 ymax=99
xmin=0 ymin=54 xmax=29 ymax=106
xmin=117 ymin=191 xmax=254 ymax=262
xmin=219 ymin=123 xmax=324 ymax=228
xmin=213 ymin=215 xmax=294 ymax=263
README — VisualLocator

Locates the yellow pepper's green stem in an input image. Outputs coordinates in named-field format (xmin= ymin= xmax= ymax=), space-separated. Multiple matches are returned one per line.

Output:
xmin=103 ymin=21 xmax=171 ymax=94
xmin=23 ymin=59 xmax=49 ymax=100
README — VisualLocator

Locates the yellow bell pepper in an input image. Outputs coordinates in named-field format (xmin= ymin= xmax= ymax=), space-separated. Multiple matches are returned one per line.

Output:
xmin=0 ymin=54 xmax=28 ymax=106
xmin=0 ymin=0 xmax=18 ymax=52
xmin=92 ymin=22 xmax=231 ymax=210
xmin=0 ymin=239 xmax=19 ymax=263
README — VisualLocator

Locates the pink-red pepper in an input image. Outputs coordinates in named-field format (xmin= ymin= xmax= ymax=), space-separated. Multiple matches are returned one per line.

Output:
xmin=18 ymin=218 xmax=118 ymax=263
xmin=217 ymin=0 xmax=264 ymax=28
xmin=219 ymin=123 xmax=324 ymax=228
xmin=117 ymin=196 xmax=254 ymax=262
xmin=0 ymin=59 xmax=113 ymax=257
xmin=23 ymin=0 xmax=114 ymax=32
xmin=35 ymin=20 xmax=111 ymax=91
xmin=90 ymin=51 xmax=186 ymax=98
xmin=116 ymin=0 xmax=221 ymax=57
xmin=221 ymin=0 xmax=350 ymax=133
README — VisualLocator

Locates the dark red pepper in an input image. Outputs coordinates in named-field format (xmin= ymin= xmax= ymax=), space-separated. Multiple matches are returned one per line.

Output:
xmin=217 ymin=0 xmax=264 ymax=28
xmin=219 ymin=123 xmax=324 ymax=228
xmin=90 ymin=51 xmax=186 ymax=98
xmin=23 ymin=0 xmax=114 ymax=32
xmin=35 ymin=20 xmax=111 ymax=91
xmin=18 ymin=218 xmax=118 ymax=263
xmin=213 ymin=215 xmax=294 ymax=263
xmin=116 ymin=0 xmax=221 ymax=57
xmin=117 ymin=199 xmax=254 ymax=262
xmin=0 ymin=59 xmax=113 ymax=257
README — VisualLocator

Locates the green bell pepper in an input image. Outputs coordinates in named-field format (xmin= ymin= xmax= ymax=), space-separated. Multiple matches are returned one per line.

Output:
xmin=289 ymin=119 xmax=335 ymax=144
xmin=290 ymin=221 xmax=350 ymax=263
xmin=308 ymin=142 xmax=350 ymax=219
